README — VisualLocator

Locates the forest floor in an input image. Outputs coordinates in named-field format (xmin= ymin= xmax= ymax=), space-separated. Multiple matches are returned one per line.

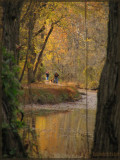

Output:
xmin=20 ymin=81 xmax=97 ymax=112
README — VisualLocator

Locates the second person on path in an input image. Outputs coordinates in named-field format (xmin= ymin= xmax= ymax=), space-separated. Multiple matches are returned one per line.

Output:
xmin=54 ymin=71 xmax=59 ymax=83
xmin=46 ymin=71 xmax=49 ymax=80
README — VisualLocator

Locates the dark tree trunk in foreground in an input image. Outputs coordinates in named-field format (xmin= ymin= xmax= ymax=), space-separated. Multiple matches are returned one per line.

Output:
xmin=2 ymin=0 xmax=27 ymax=157
xmin=92 ymin=1 xmax=120 ymax=158
xmin=2 ymin=0 xmax=23 ymax=64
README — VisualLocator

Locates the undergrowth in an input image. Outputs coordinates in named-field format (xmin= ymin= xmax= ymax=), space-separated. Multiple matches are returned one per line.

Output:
xmin=20 ymin=85 xmax=81 ymax=105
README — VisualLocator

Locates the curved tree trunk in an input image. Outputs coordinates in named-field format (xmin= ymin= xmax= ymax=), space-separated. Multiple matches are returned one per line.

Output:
xmin=92 ymin=0 xmax=120 ymax=158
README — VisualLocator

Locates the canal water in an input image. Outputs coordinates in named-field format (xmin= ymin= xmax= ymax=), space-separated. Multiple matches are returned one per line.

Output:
xmin=19 ymin=91 xmax=97 ymax=158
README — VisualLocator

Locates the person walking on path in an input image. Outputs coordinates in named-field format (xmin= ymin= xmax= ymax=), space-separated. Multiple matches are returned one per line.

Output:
xmin=46 ymin=71 xmax=49 ymax=80
xmin=54 ymin=71 xmax=59 ymax=83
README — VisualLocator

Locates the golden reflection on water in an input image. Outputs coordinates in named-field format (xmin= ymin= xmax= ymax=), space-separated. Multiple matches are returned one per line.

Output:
xmin=20 ymin=109 xmax=96 ymax=158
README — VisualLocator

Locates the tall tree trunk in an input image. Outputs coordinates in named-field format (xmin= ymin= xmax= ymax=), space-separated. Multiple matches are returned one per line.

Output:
xmin=33 ymin=25 xmax=54 ymax=76
xmin=27 ymin=11 xmax=36 ymax=84
xmin=1 ymin=0 xmax=27 ymax=157
xmin=2 ymin=0 xmax=23 ymax=63
xmin=92 ymin=1 xmax=120 ymax=158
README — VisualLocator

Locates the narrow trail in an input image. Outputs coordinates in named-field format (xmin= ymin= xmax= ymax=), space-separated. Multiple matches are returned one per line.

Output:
xmin=23 ymin=89 xmax=97 ymax=112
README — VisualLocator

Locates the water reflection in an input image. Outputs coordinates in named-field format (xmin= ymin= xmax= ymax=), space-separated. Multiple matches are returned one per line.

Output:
xmin=20 ymin=109 xmax=96 ymax=158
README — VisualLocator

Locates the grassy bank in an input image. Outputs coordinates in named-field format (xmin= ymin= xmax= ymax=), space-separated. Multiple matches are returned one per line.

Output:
xmin=20 ymin=83 xmax=81 ymax=105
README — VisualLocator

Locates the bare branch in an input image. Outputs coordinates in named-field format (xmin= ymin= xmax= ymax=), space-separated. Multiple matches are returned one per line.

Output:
xmin=34 ymin=25 xmax=45 ymax=37
xmin=19 ymin=51 xmax=29 ymax=82
xmin=33 ymin=24 xmax=54 ymax=76
xmin=20 ymin=0 xmax=32 ymax=24
xmin=52 ymin=15 xmax=65 ymax=25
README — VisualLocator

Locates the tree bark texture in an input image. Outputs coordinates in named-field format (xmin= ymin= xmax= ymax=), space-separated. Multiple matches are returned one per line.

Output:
xmin=1 ymin=0 xmax=27 ymax=157
xmin=2 ymin=0 xmax=23 ymax=63
xmin=92 ymin=1 xmax=120 ymax=158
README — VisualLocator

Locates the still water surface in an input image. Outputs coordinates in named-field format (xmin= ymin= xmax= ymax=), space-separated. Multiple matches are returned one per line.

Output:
xmin=20 ymin=108 xmax=96 ymax=158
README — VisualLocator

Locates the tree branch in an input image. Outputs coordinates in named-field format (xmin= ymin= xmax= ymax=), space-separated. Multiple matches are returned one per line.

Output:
xmin=33 ymin=24 xmax=54 ymax=76
xmin=19 ymin=51 xmax=29 ymax=82
xmin=34 ymin=25 xmax=45 ymax=37
xmin=20 ymin=0 xmax=32 ymax=24
xmin=52 ymin=15 xmax=65 ymax=25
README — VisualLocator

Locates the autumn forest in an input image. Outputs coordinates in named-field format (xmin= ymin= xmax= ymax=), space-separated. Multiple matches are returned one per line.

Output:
xmin=2 ymin=0 xmax=120 ymax=159
xmin=18 ymin=1 xmax=109 ymax=88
